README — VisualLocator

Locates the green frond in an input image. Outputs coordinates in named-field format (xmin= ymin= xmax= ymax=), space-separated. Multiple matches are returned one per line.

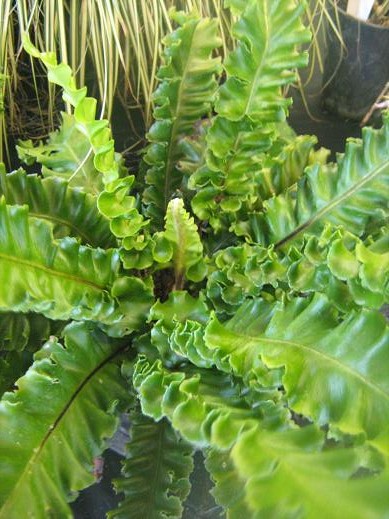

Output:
xmin=110 ymin=410 xmax=194 ymax=519
xmin=23 ymin=37 xmax=123 ymax=186
xmin=23 ymin=39 xmax=154 ymax=269
xmin=0 ymin=167 xmax=115 ymax=247
xmin=288 ymin=226 xmax=389 ymax=309
xmin=221 ymin=425 xmax=389 ymax=519
xmin=97 ymin=176 xmax=153 ymax=270
xmin=204 ymin=449 xmax=251 ymax=519
xmin=206 ymin=225 xmax=389 ymax=316
xmin=0 ymin=199 xmax=153 ymax=334
xmin=16 ymin=113 xmax=126 ymax=196
xmin=0 ymin=312 xmax=65 ymax=352
xmin=133 ymin=356 xmax=276 ymax=448
xmin=142 ymin=11 xmax=221 ymax=226
xmin=240 ymin=114 xmax=389 ymax=246
xmin=190 ymin=0 xmax=313 ymax=233
xmin=148 ymin=290 xmax=210 ymax=366
xmin=23 ymin=40 xmax=155 ymax=270
xmin=190 ymin=128 xmax=316 ymax=232
xmin=133 ymin=356 xmax=388 ymax=519
xmin=216 ymin=0 xmax=310 ymax=123
xmin=190 ymin=119 xmax=274 ymax=231
xmin=153 ymin=199 xmax=206 ymax=287
xmin=204 ymin=294 xmax=389 ymax=455
xmin=0 ymin=322 xmax=129 ymax=519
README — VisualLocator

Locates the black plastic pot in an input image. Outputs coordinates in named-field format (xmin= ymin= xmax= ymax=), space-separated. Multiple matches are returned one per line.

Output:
xmin=321 ymin=6 xmax=389 ymax=120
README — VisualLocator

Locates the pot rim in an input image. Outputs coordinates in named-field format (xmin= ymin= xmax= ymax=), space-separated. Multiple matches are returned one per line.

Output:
xmin=333 ymin=4 xmax=389 ymax=31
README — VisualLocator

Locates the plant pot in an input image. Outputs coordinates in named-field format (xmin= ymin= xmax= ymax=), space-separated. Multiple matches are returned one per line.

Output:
xmin=321 ymin=5 xmax=389 ymax=120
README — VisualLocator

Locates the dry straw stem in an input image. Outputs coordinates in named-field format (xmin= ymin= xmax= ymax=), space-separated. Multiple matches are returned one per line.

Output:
xmin=1 ymin=0 xmax=345 ymax=163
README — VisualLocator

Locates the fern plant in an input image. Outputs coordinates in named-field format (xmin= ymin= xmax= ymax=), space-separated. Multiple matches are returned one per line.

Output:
xmin=0 ymin=1 xmax=389 ymax=517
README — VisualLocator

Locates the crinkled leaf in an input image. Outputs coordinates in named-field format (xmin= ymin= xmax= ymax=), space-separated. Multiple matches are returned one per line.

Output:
xmin=133 ymin=358 xmax=387 ymax=518
xmin=0 ymin=167 xmax=115 ymax=247
xmin=157 ymin=199 xmax=206 ymax=287
xmin=98 ymin=177 xmax=153 ymax=270
xmin=142 ymin=11 xmax=221 ymax=226
xmin=246 ymin=115 xmax=389 ymax=246
xmin=0 ymin=199 xmax=152 ymax=333
xmin=110 ymin=409 xmax=194 ymax=519
xmin=0 ymin=322 xmax=128 ymax=518
xmin=206 ymin=226 xmax=389 ymax=315
xmin=205 ymin=449 xmax=251 ymax=519
xmin=215 ymin=0 xmax=310 ymax=123
xmin=17 ymin=113 xmax=106 ymax=195
xmin=205 ymin=294 xmax=389 ymax=454
xmin=23 ymin=37 xmax=123 ymax=186
xmin=133 ymin=357 xmax=285 ymax=449
xmin=230 ymin=426 xmax=389 ymax=519
xmin=149 ymin=291 xmax=209 ymax=366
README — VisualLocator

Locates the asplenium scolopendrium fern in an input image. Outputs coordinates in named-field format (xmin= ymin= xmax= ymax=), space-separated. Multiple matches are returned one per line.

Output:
xmin=0 ymin=1 xmax=389 ymax=517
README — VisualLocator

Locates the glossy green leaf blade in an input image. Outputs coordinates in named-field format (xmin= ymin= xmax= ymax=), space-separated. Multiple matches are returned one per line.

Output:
xmin=148 ymin=290 xmax=210 ymax=367
xmin=110 ymin=411 xmax=194 ymax=519
xmin=155 ymin=199 xmax=206 ymax=286
xmin=133 ymin=358 xmax=387 ymax=519
xmin=205 ymin=449 xmax=251 ymax=519
xmin=190 ymin=0 xmax=314 ymax=235
xmin=142 ymin=11 xmax=221 ymax=225
xmin=206 ymin=225 xmax=389 ymax=317
xmin=0 ymin=167 xmax=115 ymax=247
xmin=0 ymin=311 xmax=65 ymax=352
xmin=207 ymin=431 xmax=387 ymax=519
xmin=230 ymin=426 xmax=389 ymax=519
xmin=17 ymin=113 xmax=106 ymax=195
xmin=0 ymin=322 xmax=128 ymax=519
xmin=133 ymin=356 xmax=284 ymax=449
xmin=23 ymin=37 xmax=124 ymax=186
xmin=216 ymin=0 xmax=310 ymax=123
xmin=190 ymin=126 xmax=316 ymax=233
xmin=0 ymin=199 xmax=152 ymax=331
xmin=251 ymin=115 xmax=389 ymax=246
xmin=204 ymin=294 xmax=389 ymax=454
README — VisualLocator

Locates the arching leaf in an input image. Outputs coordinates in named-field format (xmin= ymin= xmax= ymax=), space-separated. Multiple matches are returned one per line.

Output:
xmin=229 ymin=426 xmax=389 ymax=519
xmin=148 ymin=291 xmax=209 ymax=367
xmin=243 ymin=116 xmax=389 ymax=246
xmin=97 ymin=176 xmax=150 ymax=265
xmin=23 ymin=36 xmax=124 ymax=186
xmin=204 ymin=294 xmax=389 ymax=455
xmin=0 ymin=199 xmax=153 ymax=333
xmin=17 ymin=113 xmax=106 ymax=195
xmin=190 ymin=0 xmax=313 ymax=233
xmin=190 ymin=129 xmax=316 ymax=233
xmin=215 ymin=0 xmax=310 ymax=123
xmin=142 ymin=11 xmax=221 ymax=226
xmin=133 ymin=357 xmax=388 ymax=519
xmin=0 ymin=322 xmax=129 ymax=519
xmin=23 ymin=38 xmax=154 ymax=270
xmin=133 ymin=357 xmax=283 ymax=449
xmin=0 ymin=167 xmax=115 ymax=247
xmin=205 ymin=449 xmax=251 ymax=519
xmin=206 ymin=226 xmax=389 ymax=316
